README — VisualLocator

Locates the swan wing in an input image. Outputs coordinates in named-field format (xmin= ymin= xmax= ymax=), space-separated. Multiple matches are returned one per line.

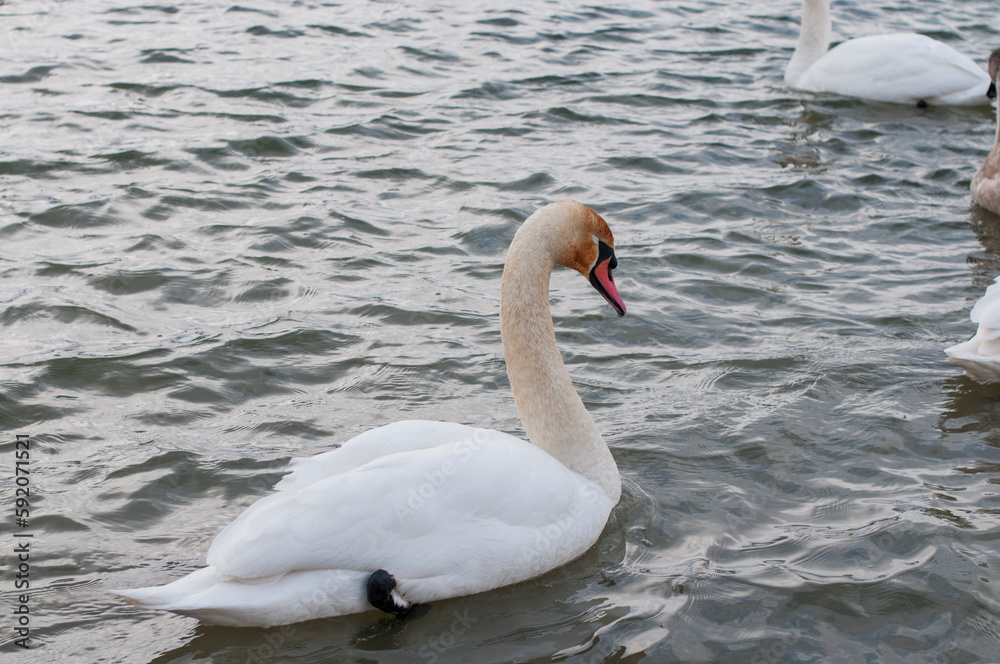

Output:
xmin=273 ymin=420 xmax=489 ymax=492
xmin=799 ymin=33 xmax=989 ymax=105
xmin=207 ymin=434 xmax=612 ymax=599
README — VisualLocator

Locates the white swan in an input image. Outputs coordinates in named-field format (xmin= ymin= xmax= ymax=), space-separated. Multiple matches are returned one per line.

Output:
xmin=946 ymin=275 xmax=1000 ymax=384
xmin=785 ymin=0 xmax=990 ymax=106
xmin=972 ymin=49 xmax=1000 ymax=214
xmin=113 ymin=200 xmax=627 ymax=627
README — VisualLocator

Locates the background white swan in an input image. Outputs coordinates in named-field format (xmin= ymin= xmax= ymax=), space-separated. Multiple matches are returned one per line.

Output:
xmin=113 ymin=200 xmax=627 ymax=627
xmin=972 ymin=49 xmax=1000 ymax=214
xmin=946 ymin=275 xmax=1000 ymax=383
xmin=785 ymin=0 xmax=990 ymax=106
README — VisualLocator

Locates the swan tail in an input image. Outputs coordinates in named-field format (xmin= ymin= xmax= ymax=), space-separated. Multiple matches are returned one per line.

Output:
xmin=111 ymin=566 xmax=371 ymax=627
xmin=111 ymin=567 xmax=221 ymax=609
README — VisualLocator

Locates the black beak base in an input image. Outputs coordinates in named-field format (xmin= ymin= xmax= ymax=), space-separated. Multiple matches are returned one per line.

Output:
xmin=588 ymin=240 xmax=625 ymax=317
xmin=989 ymin=81 xmax=997 ymax=99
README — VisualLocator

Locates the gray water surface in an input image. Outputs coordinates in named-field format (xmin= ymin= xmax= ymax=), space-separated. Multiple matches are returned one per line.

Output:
xmin=3 ymin=0 xmax=1000 ymax=662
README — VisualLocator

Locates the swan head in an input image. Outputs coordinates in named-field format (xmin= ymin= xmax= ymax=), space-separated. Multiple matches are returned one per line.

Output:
xmin=988 ymin=48 xmax=1000 ymax=99
xmin=533 ymin=200 xmax=626 ymax=317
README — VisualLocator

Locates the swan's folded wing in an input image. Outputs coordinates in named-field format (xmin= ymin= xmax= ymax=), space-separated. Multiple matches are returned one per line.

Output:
xmin=207 ymin=439 xmax=611 ymax=584
xmin=273 ymin=420 xmax=512 ymax=492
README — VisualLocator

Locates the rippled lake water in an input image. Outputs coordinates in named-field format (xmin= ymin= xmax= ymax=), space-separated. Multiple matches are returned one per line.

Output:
xmin=3 ymin=0 xmax=1000 ymax=661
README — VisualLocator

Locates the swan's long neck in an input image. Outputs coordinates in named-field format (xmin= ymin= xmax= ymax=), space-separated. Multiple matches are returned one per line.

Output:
xmin=499 ymin=221 xmax=621 ymax=503
xmin=994 ymin=86 xmax=1000 ymax=149
xmin=785 ymin=0 xmax=832 ymax=86
xmin=983 ymin=88 xmax=1000 ymax=179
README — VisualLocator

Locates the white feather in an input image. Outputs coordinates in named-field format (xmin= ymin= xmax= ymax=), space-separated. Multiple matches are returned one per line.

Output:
xmin=115 ymin=421 xmax=612 ymax=626
xmin=946 ymin=277 xmax=1000 ymax=383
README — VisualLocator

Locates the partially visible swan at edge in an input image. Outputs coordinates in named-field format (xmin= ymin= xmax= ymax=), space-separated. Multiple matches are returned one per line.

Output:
xmin=971 ymin=48 xmax=1000 ymax=214
xmin=948 ymin=50 xmax=1000 ymax=382
xmin=112 ymin=200 xmax=628 ymax=627
xmin=785 ymin=0 xmax=990 ymax=106
xmin=946 ymin=275 xmax=1000 ymax=384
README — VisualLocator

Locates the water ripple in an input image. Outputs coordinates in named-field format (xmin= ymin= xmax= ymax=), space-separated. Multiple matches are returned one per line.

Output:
xmin=3 ymin=0 xmax=1000 ymax=661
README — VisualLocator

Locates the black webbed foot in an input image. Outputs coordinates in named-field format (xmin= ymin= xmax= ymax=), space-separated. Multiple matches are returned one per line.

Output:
xmin=366 ymin=569 xmax=412 ymax=615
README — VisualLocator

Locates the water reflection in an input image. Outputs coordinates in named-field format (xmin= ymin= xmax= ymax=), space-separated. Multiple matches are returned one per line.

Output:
xmin=939 ymin=375 xmax=1000 ymax=436
xmin=968 ymin=204 xmax=1000 ymax=273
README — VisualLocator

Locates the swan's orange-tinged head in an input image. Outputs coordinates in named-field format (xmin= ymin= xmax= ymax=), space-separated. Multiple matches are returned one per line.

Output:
xmin=544 ymin=200 xmax=626 ymax=317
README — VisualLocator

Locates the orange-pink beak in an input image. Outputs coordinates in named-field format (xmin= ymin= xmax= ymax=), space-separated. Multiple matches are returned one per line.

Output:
xmin=589 ymin=241 xmax=625 ymax=317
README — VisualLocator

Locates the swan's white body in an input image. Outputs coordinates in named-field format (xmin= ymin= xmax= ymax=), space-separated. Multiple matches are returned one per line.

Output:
xmin=116 ymin=422 xmax=613 ymax=626
xmin=971 ymin=49 xmax=1000 ymax=214
xmin=946 ymin=277 xmax=1000 ymax=384
xmin=785 ymin=0 xmax=989 ymax=106
xmin=114 ymin=201 xmax=626 ymax=627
